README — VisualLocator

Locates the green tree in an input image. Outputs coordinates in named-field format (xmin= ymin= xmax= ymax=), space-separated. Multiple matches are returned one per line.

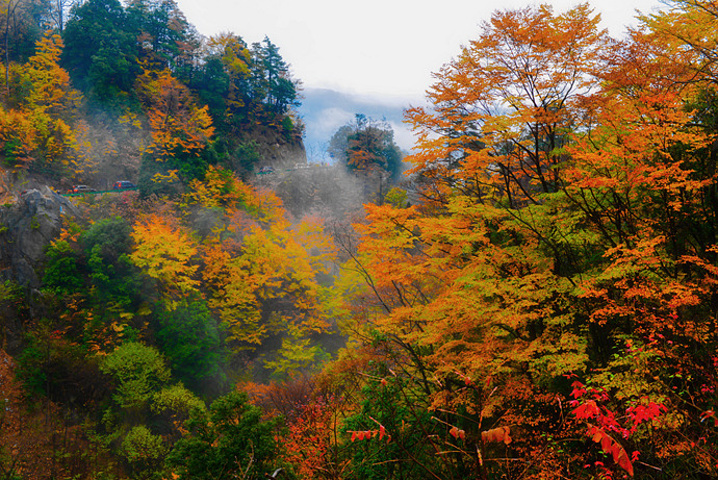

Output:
xmin=330 ymin=114 xmax=403 ymax=180
xmin=61 ymin=0 xmax=139 ymax=108
xmin=82 ymin=217 xmax=144 ymax=317
xmin=154 ymin=298 xmax=226 ymax=395
xmin=126 ymin=0 xmax=199 ymax=74
xmin=342 ymin=368 xmax=443 ymax=480
xmin=120 ymin=425 xmax=167 ymax=478
xmin=166 ymin=391 xmax=278 ymax=480
xmin=43 ymin=239 xmax=84 ymax=296
xmin=251 ymin=36 xmax=299 ymax=115
xmin=100 ymin=341 xmax=171 ymax=413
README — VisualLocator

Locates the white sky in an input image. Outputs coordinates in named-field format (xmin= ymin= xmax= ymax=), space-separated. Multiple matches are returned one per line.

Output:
xmin=175 ymin=0 xmax=665 ymax=101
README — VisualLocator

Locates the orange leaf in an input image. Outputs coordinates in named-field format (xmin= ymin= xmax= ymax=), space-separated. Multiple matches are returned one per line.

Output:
xmin=481 ymin=426 xmax=511 ymax=445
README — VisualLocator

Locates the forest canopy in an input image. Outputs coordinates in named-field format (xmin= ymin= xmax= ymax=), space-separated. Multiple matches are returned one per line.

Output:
xmin=0 ymin=1 xmax=717 ymax=480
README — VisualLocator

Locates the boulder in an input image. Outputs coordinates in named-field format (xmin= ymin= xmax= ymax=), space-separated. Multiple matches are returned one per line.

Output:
xmin=0 ymin=186 xmax=79 ymax=288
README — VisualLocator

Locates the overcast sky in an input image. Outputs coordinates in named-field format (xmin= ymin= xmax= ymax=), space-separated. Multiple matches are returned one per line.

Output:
xmin=175 ymin=0 xmax=665 ymax=101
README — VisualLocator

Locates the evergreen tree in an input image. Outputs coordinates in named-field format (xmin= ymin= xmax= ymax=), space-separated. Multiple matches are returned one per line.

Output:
xmin=62 ymin=0 xmax=139 ymax=108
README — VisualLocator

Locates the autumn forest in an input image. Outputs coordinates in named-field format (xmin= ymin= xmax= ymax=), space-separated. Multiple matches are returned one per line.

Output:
xmin=0 ymin=0 xmax=717 ymax=479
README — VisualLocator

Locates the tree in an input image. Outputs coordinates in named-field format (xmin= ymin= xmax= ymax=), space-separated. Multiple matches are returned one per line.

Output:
xmin=100 ymin=341 xmax=171 ymax=413
xmin=330 ymin=114 xmax=402 ymax=179
xmin=207 ymin=32 xmax=251 ymax=115
xmin=61 ymin=0 xmax=139 ymax=107
xmin=130 ymin=212 xmax=200 ymax=308
xmin=154 ymin=298 xmax=226 ymax=395
xmin=251 ymin=36 xmax=299 ymax=115
xmin=330 ymin=4 xmax=641 ymax=479
xmin=183 ymin=166 xmax=337 ymax=374
xmin=136 ymin=66 xmax=214 ymax=187
xmin=202 ymin=33 xmax=300 ymax=124
xmin=329 ymin=3 xmax=718 ymax=478
xmin=0 ymin=0 xmax=49 ymax=93
xmin=1 ymin=32 xmax=83 ymax=175
xmin=405 ymin=3 xmax=606 ymax=206
xmin=126 ymin=0 xmax=199 ymax=73
xmin=328 ymin=114 xmax=403 ymax=204
xmin=166 ymin=391 xmax=278 ymax=480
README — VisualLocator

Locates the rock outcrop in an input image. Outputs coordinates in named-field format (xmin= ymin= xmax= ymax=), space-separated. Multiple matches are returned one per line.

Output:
xmin=0 ymin=186 xmax=79 ymax=289
xmin=245 ymin=123 xmax=307 ymax=169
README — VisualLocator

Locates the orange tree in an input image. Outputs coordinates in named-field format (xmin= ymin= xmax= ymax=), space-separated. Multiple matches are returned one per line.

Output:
xmin=327 ymin=3 xmax=718 ymax=479
xmin=135 ymin=66 xmax=215 ymax=193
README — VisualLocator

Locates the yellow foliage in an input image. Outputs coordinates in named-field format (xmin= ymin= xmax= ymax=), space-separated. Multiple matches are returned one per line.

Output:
xmin=130 ymin=213 xmax=200 ymax=308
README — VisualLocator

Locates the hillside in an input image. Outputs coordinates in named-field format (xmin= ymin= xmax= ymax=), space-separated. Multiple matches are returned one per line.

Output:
xmin=1 ymin=1 xmax=718 ymax=480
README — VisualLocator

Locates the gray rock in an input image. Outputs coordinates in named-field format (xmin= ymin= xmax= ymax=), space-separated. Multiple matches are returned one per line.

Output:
xmin=0 ymin=186 xmax=79 ymax=288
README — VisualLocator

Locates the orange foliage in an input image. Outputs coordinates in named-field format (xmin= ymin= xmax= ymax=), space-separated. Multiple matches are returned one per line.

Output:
xmin=405 ymin=3 xmax=607 ymax=205
xmin=0 ymin=32 xmax=83 ymax=174
xmin=136 ymin=67 xmax=214 ymax=159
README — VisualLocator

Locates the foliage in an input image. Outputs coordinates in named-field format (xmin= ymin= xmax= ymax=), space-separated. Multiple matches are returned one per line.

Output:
xmin=62 ymin=0 xmax=139 ymax=108
xmin=119 ymin=425 xmax=167 ymax=478
xmin=8 ymin=1 xmax=718 ymax=478
xmin=166 ymin=390 xmax=278 ymax=480
xmin=188 ymin=166 xmax=338 ymax=372
xmin=0 ymin=32 xmax=83 ymax=176
xmin=100 ymin=341 xmax=171 ymax=412
xmin=154 ymin=298 xmax=226 ymax=395
xmin=135 ymin=66 xmax=215 ymax=185
xmin=326 ymin=2 xmax=718 ymax=479
xmin=130 ymin=212 xmax=200 ymax=308
xmin=329 ymin=114 xmax=403 ymax=202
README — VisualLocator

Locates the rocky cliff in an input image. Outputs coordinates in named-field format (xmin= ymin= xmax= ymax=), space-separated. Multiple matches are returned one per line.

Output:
xmin=246 ymin=123 xmax=307 ymax=169
xmin=0 ymin=186 xmax=79 ymax=289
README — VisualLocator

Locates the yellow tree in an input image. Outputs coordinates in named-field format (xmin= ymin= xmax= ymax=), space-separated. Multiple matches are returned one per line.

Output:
xmin=207 ymin=32 xmax=251 ymax=113
xmin=130 ymin=212 xmax=200 ymax=309
xmin=188 ymin=167 xmax=337 ymax=372
xmin=0 ymin=32 xmax=83 ymax=174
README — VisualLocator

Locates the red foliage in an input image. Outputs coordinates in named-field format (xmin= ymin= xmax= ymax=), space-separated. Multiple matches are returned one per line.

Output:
xmin=569 ymin=379 xmax=670 ymax=477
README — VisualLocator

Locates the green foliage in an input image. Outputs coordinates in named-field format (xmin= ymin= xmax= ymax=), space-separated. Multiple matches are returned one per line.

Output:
xmin=342 ymin=370 xmax=440 ymax=480
xmin=15 ymin=320 xmax=107 ymax=408
xmin=14 ymin=331 xmax=47 ymax=396
xmin=0 ymin=280 xmax=24 ymax=307
xmin=82 ymin=216 xmax=133 ymax=264
xmin=120 ymin=425 xmax=167 ymax=478
xmin=230 ymin=140 xmax=262 ymax=176
xmin=166 ymin=391 xmax=278 ymax=480
xmin=100 ymin=342 xmax=171 ymax=411
xmin=253 ymin=37 xmax=300 ymax=115
xmin=384 ymin=187 xmax=408 ymax=208
xmin=263 ymin=335 xmax=330 ymax=379
xmin=154 ymin=299 xmax=227 ymax=395
xmin=62 ymin=0 xmax=140 ymax=109
xmin=82 ymin=217 xmax=145 ymax=317
xmin=137 ymin=154 xmax=184 ymax=198
xmin=151 ymin=384 xmax=206 ymax=418
xmin=329 ymin=114 xmax=403 ymax=181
